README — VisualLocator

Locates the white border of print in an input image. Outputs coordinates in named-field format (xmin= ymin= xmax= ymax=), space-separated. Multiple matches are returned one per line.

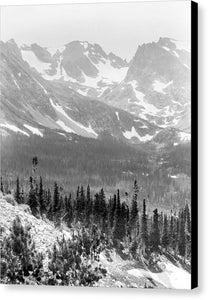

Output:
xmin=0 ymin=1 xmax=207 ymax=300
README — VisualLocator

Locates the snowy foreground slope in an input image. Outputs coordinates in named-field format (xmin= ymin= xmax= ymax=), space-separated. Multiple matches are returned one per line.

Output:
xmin=0 ymin=195 xmax=190 ymax=289
xmin=98 ymin=250 xmax=190 ymax=289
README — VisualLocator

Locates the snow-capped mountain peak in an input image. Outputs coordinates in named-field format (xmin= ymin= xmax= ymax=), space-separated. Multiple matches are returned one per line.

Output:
xmin=1 ymin=39 xmax=163 ymax=145
xmin=0 ymin=37 xmax=191 ymax=145
xmin=19 ymin=40 xmax=129 ymax=98
xmin=101 ymin=37 xmax=191 ymax=132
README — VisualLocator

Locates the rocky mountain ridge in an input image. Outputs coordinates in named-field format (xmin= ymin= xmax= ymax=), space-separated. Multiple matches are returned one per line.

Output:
xmin=0 ymin=38 xmax=191 ymax=145
xmin=101 ymin=37 xmax=191 ymax=132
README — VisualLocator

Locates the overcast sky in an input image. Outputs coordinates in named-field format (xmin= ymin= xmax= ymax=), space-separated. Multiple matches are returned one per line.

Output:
xmin=1 ymin=1 xmax=191 ymax=60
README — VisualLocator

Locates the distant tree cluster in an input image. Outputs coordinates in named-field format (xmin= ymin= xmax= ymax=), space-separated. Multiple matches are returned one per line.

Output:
xmin=1 ymin=135 xmax=190 ymax=210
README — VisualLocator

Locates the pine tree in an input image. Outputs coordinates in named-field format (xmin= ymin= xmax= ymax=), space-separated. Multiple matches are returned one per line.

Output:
xmin=161 ymin=214 xmax=169 ymax=250
xmin=53 ymin=182 xmax=60 ymax=214
xmin=130 ymin=189 xmax=138 ymax=238
xmin=14 ymin=177 xmax=21 ymax=204
xmin=76 ymin=185 xmax=80 ymax=199
xmin=120 ymin=202 xmax=127 ymax=238
xmin=168 ymin=211 xmax=179 ymax=252
xmin=133 ymin=180 xmax=139 ymax=200
xmin=80 ymin=186 xmax=86 ymax=220
xmin=150 ymin=209 xmax=160 ymax=252
xmin=178 ymin=210 xmax=186 ymax=257
xmin=141 ymin=199 xmax=148 ymax=248
xmin=113 ymin=190 xmax=125 ymax=241
xmin=184 ymin=204 xmax=191 ymax=257
xmin=176 ymin=215 xmax=180 ymax=249
xmin=130 ymin=200 xmax=138 ymax=222
xmin=38 ymin=176 xmax=45 ymax=215
xmin=99 ymin=188 xmax=107 ymax=228
xmin=75 ymin=185 xmax=81 ymax=221
xmin=28 ymin=177 xmax=40 ymax=217
xmin=86 ymin=185 xmax=91 ymax=202
xmin=20 ymin=187 xmax=25 ymax=204
xmin=159 ymin=211 xmax=164 ymax=234
xmin=131 ymin=180 xmax=138 ymax=212
xmin=47 ymin=188 xmax=53 ymax=220
xmin=0 ymin=176 xmax=4 ymax=194
xmin=169 ymin=211 xmax=174 ymax=248
xmin=93 ymin=193 xmax=100 ymax=223
xmin=65 ymin=194 xmax=73 ymax=227
xmin=32 ymin=157 xmax=38 ymax=178
xmin=109 ymin=194 xmax=117 ymax=229
xmin=85 ymin=185 xmax=93 ymax=224
xmin=57 ymin=195 xmax=66 ymax=224
xmin=184 ymin=203 xmax=191 ymax=234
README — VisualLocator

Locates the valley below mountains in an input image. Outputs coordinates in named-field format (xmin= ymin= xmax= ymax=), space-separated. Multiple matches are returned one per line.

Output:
xmin=0 ymin=36 xmax=191 ymax=208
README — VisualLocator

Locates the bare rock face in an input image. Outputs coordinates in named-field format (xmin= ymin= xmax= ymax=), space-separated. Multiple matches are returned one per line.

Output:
xmin=101 ymin=38 xmax=191 ymax=132
xmin=30 ymin=43 xmax=53 ymax=63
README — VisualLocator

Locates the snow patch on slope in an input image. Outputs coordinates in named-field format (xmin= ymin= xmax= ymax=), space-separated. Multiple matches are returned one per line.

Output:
xmin=95 ymin=59 xmax=128 ymax=83
xmin=11 ymin=74 xmax=20 ymax=90
xmin=80 ymin=41 xmax=88 ymax=50
xmin=172 ymin=50 xmax=179 ymax=58
xmin=21 ymin=50 xmax=51 ymax=75
xmin=153 ymin=80 xmax=173 ymax=94
xmin=83 ymin=74 xmax=99 ymax=89
xmin=184 ymin=64 xmax=190 ymax=70
xmin=49 ymin=98 xmax=98 ymax=138
xmin=56 ymin=120 xmax=75 ymax=133
xmin=86 ymin=125 xmax=98 ymax=137
xmin=24 ymin=124 xmax=43 ymax=137
xmin=178 ymin=131 xmax=191 ymax=142
xmin=83 ymin=56 xmax=128 ymax=88
xmin=123 ymin=126 xmax=154 ymax=142
xmin=50 ymin=98 xmax=70 ymax=119
xmin=33 ymin=77 xmax=48 ymax=94
xmin=77 ymin=89 xmax=88 ymax=96
xmin=128 ymin=261 xmax=190 ymax=289
xmin=130 ymin=81 xmax=160 ymax=116
xmin=162 ymin=46 xmax=170 ymax=52
xmin=0 ymin=122 xmax=29 ymax=136
xmin=115 ymin=112 xmax=120 ymax=121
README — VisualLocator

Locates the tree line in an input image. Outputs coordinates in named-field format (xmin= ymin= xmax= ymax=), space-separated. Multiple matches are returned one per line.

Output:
xmin=0 ymin=157 xmax=191 ymax=260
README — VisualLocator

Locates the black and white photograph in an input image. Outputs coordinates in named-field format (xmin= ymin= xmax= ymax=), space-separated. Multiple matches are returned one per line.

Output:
xmin=0 ymin=0 xmax=197 ymax=289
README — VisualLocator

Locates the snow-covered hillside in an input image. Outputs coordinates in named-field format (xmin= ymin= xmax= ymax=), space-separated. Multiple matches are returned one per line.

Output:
xmin=98 ymin=249 xmax=191 ymax=289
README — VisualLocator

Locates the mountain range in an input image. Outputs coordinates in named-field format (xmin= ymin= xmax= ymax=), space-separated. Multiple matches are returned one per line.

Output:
xmin=0 ymin=37 xmax=191 ymax=146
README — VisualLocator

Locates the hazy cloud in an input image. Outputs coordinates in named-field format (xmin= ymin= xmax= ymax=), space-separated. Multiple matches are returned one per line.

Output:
xmin=1 ymin=1 xmax=191 ymax=60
